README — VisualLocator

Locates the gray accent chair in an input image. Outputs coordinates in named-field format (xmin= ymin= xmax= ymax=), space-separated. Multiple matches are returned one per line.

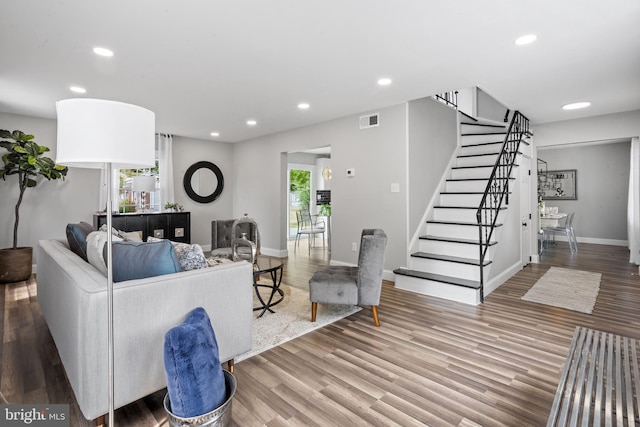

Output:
xmin=211 ymin=217 xmax=260 ymax=261
xmin=308 ymin=229 xmax=387 ymax=326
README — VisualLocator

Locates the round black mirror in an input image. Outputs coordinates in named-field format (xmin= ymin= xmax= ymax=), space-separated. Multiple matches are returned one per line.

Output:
xmin=183 ymin=161 xmax=224 ymax=203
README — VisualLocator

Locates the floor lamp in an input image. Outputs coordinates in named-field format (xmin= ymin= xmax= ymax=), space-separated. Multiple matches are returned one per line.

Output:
xmin=56 ymin=98 xmax=155 ymax=426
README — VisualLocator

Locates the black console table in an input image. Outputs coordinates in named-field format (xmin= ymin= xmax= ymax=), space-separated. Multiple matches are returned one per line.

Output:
xmin=93 ymin=212 xmax=191 ymax=244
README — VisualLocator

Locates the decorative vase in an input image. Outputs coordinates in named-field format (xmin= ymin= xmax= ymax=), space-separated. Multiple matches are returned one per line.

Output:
xmin=0 ymin=247 xmax=33 ymax=283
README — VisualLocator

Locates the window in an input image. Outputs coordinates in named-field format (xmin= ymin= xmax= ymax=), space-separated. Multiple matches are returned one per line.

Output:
xmin=118 ymin=160 xmax=160 ymax=213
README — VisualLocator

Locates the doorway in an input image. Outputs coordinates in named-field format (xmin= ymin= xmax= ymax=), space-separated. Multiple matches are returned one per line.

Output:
xmin=288 ymin=167 xmax=312 ymax=240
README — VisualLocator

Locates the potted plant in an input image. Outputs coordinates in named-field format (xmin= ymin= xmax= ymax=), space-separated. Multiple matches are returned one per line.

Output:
xmin=0 ymin=130 xmax=68 ymax=283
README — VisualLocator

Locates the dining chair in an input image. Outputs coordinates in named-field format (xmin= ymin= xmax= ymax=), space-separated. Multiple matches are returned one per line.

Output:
xmin=542 ymin=212 xmax=577 ymax=253
xmin=294 ymin=209 xmax=325 ymax=254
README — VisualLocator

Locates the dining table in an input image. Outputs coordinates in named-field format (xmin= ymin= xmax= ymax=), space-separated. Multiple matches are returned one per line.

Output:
xmin=540 ymin=212 xmax=567 ymax=228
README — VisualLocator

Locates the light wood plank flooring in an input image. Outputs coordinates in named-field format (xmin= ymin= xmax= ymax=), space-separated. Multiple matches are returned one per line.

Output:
xmin=1 ymin=241 xmax=639 ymax=426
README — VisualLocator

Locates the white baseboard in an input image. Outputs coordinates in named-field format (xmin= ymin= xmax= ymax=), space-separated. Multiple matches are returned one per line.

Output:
xmin=550 ymin=236 xmax=627 ymax=246
xmin=261 ymin=247 xmax=288 ymax=258
xmin=485 ymin=261 xmax=522 ymax=297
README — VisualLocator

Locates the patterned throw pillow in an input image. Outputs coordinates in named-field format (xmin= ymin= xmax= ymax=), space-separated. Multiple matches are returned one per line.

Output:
xmin=147 ymin=237 xmax=208 ymax=271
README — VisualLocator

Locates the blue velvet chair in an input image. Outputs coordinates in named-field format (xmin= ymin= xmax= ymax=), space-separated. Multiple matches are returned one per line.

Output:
xmin=308 ymin=229 xmax=387 ymax=326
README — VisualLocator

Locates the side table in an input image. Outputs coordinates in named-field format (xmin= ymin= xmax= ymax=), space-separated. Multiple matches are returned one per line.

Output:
xmin=253 ymin=255 xmax=284 ymax=318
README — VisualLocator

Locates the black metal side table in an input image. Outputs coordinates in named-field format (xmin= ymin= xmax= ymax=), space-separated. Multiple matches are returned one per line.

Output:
xmin=253 ymin=255 xmax=284 ymax=317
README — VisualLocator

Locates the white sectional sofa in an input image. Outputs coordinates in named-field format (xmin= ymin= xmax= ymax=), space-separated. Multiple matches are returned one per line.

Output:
xmin=36 ymin=239 xmax=253 ymax=423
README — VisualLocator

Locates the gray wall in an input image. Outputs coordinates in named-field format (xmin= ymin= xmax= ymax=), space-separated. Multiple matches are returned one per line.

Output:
xmin=0 ymin=112 xmax=99 ymax=260
xmin=535 ymin=110 xmax=640 ymax=147
xmin=407 ymin=97 xmax=457 ymax=236
xmin=477 ymin=87 xmax=509 ymax=123
xmin=538 ymin=141 xmax=630 ymax=242
xmin=231 ymin=103 xmax=407 ymax=269
xmin=0 ymin=112 xmax=233 ymax=262
xmin=534 ymin=109 xmax=640 ymax=244
xmin=172 ymin=135 xmax=234 ymax=249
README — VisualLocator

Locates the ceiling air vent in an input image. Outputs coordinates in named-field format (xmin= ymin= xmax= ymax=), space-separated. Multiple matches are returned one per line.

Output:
xmin=359 ymin=113 xmax=379 ymax=129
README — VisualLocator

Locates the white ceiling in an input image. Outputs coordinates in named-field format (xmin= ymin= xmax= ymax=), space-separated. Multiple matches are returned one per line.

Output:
xmin=1 ymin=1 xmax=639 ymax=143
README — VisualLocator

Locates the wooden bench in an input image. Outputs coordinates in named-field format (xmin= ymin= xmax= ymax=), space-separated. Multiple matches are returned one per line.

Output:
xmin=548 ymin=326 xmax=640 ymax=426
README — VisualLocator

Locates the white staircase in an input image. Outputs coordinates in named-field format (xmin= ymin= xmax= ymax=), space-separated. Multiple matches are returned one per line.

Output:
xmin=394 ymin=112 xmax=527 ymax=305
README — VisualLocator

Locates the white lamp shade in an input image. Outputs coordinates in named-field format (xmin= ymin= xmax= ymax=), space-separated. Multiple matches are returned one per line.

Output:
xmin=132 ymin=175 xmax=156 ymax=192
xmin=56 ymin=98 xmax=155 ymax=169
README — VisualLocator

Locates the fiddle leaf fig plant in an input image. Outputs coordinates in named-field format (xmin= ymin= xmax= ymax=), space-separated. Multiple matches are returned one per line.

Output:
xmin=0 ymin=129 xmax=69 ymax=249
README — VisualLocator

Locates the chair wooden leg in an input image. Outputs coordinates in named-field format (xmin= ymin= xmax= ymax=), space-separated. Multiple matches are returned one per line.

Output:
xmin=227 ymin=358 xmax=235 ymax=373
xmin=95 ymin=415 xmax=106 ymax=427
xmin=311 ymin=302 xmax=317 ymax=322
xmin=371 ymin=306 xmax=380 ymax=327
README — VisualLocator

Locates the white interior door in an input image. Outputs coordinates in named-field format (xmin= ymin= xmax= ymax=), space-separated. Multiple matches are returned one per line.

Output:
xmin=520 ymin=156 xmax=531 ymax=267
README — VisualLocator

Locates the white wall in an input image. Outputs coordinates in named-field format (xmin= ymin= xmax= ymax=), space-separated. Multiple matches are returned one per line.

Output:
xmin=231 ymin=103 xmax=407 ymax=269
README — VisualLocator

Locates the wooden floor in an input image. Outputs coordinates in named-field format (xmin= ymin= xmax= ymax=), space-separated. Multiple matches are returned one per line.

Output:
xmin=2 ymin=241 xmax=639 ymax=426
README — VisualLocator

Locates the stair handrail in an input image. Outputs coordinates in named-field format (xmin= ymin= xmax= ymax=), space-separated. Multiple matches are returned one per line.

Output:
xmin=475 ymin=110 xmax=530 ymax=302
xmin=434 ymin=91 xmax=458 ymax=110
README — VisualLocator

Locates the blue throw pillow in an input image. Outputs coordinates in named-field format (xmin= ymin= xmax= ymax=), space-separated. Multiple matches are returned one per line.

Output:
xmin=164 ymin=307 xmax=226 ymax=418
xmin=108 ymin=240 xmax=182 ymax=283
xmin=66 ymin=222 xmax=96 ymax=261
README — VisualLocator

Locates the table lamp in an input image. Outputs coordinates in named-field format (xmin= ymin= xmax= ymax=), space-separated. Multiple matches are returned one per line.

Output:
xmin=56 ymin=98 xmax=155 ymax=426
xmin=132 ymin=175 xmax=156 ymax=212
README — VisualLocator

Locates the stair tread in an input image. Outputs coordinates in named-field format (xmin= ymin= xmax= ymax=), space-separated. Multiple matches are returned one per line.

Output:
xmin=460 ymin=122 xmax=506 ymax=129
xmin=461 ymin=141 xmax=505 ymax=148
xmin=433 ymin=205 xmax=507 ymax=210
xmin=411 ymin=252 xmax=492 ymax=266
xmin=440 ymin=191 xmax=511 ymax=195
xmin=461 ymin=132 xmax=507 ymax=136
xmin=427 ymin=219 xmax=503 ymax=227
xmin=394 ymin=268 xmax=481 ymax=289
xmin=458 ymin=150 xmax=522 ymax=159
xmin=446 ymin=177 xmax=512 ymax=182
xmin=452 ymin=164 xmax=520 ymax=169
xmin=419 ymin=235 xmax=497 ymax=245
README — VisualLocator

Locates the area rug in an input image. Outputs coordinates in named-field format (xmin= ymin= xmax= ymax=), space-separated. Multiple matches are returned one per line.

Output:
xmin=521 ymin=267 xmax=602 ymax=314
xmin=236 ymin=284 xmax=361 ymax=362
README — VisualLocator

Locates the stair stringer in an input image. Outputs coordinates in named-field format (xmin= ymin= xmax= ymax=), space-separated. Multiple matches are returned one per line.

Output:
xmin=407 ymin=147 xmax=461 ymax=259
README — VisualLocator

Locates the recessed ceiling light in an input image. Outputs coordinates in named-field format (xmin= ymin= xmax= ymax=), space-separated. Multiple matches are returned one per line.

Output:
xmin=70 ymin=86 xmax=87 ymax=94
xmin=377 ymin=78 xmax=392 ymax=86
xmin=210 ymin=132 xmax=220 ymax=137
xmin=515 ymin=34 xmax=537 ymax=45
xmin=93 ymin=47 xmax=114 ymax=57
xmin=298 ymin=103 xmax=310 ymax=110
xmin=562 ymin=101 xmax=591 ymax=110
xmin=246 ymin=120 xmax=257 ymax=126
